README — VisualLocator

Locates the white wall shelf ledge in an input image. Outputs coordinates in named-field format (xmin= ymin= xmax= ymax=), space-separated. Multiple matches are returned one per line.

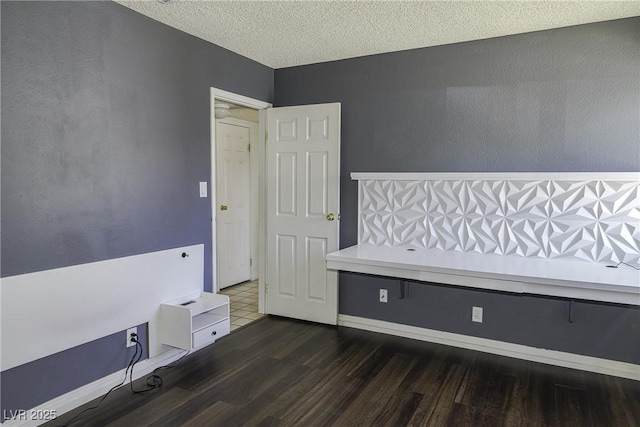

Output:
xmin=327 ymin=244 xmax=640 ymax=306
xmin=351 ymin=172 xmax=640 ymax=181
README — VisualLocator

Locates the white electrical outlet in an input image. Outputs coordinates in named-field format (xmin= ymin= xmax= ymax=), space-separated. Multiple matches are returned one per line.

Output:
xmin=126 ymin=327 xmax=138 ymax=348
xmin=472 ymin=306 xmax=483 ymax=323
xmin=379 ymin=289 xmax=388 ymax=303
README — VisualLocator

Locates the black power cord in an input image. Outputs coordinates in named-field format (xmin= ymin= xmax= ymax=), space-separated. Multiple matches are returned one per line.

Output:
xmin=59 ymin=342 xmax=140 ymax=427
xmin=128 ymin=335 xmax=191 ymax=394
xmin=59 ymin=334 xmax=189 ymax=426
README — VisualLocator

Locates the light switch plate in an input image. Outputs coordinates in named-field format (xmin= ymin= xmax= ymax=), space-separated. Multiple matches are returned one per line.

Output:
xmin=199 ymin=182 xmax=207 ymax=198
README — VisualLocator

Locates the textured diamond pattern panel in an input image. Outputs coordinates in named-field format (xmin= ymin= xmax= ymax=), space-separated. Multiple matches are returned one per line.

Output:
xmin=359 ymin=179 xmax=640 ymax=264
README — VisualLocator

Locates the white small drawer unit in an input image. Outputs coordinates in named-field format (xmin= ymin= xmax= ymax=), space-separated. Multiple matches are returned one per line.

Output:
xmin=160 ymin=292 xmax=230 ymax=350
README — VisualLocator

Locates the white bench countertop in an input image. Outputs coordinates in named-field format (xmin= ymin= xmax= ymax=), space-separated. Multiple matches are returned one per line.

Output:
xmin=326 ymin=244 xmax=640 ymax=306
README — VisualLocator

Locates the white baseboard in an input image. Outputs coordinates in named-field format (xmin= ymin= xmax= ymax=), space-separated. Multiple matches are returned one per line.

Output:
xmin=1 ymin=348 xmax=186 ymax=427
xmin=338 ymin=314 xmax=640 ymax=381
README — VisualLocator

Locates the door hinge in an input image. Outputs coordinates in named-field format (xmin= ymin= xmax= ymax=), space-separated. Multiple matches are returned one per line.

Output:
xmin=248 ymin=143 xmax=251 ymax=153
xmin=265 ymin=283 xmax=268 ymax=294
xmin=250 ymin=258 xmax=253 ymax=267
xmin=265 ymin=130 xmax=268 ymax=141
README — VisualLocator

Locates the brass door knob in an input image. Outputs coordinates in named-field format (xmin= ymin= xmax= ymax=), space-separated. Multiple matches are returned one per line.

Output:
xmin=220 ymin=205 xmax=228 ymax=211
xmin=326 ymin=213 xmax=335 ymax=221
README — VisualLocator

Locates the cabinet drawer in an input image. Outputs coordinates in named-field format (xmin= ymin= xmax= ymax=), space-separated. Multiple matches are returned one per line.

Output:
xmin=192 ymin=320 xmax=230 ymax=348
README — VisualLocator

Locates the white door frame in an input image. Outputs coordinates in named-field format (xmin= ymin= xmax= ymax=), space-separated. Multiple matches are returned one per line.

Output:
xmin=210 ymin=87 xmax=271 ymax=314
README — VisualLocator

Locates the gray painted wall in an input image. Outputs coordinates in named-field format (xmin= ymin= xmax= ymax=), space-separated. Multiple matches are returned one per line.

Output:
xmin=1 ymin=0 xmax=273 ymax=416
xmin=275 ymin=18 xmax=640 ymax=363
xmin=340 ymin=274 xmax=640 ymax=364
xmin=2 ymin=0 xmax=272 ymax=282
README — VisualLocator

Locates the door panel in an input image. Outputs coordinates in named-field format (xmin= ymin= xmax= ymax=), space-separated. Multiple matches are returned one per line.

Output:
xmin=307 ymin=152 xmax=328 ymax=218
xmin=276 ymin=234 xmax=297 ymax=297
xmin=277 ymin=152 xmax=297 ymax=216
xmin=277 ymin=118 xmax=298 ymax=141
xmin=217 ymin=121 xmax=251 ymax=289
xmin=307 ymin=116 xmax=329 ymax=140
xmin=266 ymin=103 xmax=340 ymax=325
xmin=306 ymin=237 xmax=328 ymax=301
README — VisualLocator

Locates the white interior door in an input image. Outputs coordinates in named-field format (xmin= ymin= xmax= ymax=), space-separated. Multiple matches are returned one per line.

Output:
xmin=266 ymin=103 xmax=340 ymax=325
xmin=217 ymin=120 xmax=251 ymax=289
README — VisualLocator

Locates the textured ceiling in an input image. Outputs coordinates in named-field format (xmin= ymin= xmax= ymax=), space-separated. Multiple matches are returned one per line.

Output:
xmin=115 ymin=1 xmax=640 ymax=69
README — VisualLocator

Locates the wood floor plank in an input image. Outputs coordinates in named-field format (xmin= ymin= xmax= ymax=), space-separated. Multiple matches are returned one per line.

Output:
xmin=369 ymin=390 xmax=424 ymax=427
xmin=44 ymin=316 xmax=640 ymax=427
xmin=214 ymin=365 xmax=313 ymax=427
xmin=453 ymin=359 xmax=516 ymax=418
xmin=502 ymin=369 xmax=550 ymax=427
xmin=400 ymin=352 xmax=451 ymax=395
xmin=553 ymin=384 xmax=594 ymax=427
xmin=270 ymin=323 xmax=329 ymax=361
xmin=253 ymin=416 xmax=283 ymax=427
xmin=280 ymin=371 xmax=367 ymax=425
xmin=409 ymin=361 xmax=469 ymax=426
xmin=615 ymin=376 xmax=640 ymax=426
xmin=332 ymin=353 xmax=418 ymax=425
xmin=250 ymin=364 xmax=331 ymax=420
xmin=105 ymin=387 xmax=196 ymax=427
xmin=178 ymin=401 xmax=236 ymax=427
xmin=443 ymin=402 xmax=505 ymax=427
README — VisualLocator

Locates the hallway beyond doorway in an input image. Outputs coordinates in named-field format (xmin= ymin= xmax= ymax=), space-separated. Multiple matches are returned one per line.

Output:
xmin=220 ymin=280 xmax=264 ymax=331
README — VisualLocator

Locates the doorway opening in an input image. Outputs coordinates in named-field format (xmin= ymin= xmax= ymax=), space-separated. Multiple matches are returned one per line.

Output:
xmin=210 ymin=88 xmax=271 ymax=325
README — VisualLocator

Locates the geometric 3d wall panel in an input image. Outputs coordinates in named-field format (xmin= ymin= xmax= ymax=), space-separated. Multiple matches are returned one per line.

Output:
xmin=357 ymin=174 xmax=640 ymax=265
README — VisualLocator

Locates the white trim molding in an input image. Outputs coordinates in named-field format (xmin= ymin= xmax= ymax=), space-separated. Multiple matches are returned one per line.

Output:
xmin=338 ymin=314 xmax=640 ymax=381
xmin=210 ymin=87 xmax=271 ymax=111
xmin=351 ymin=172 xmax=640 ymax=181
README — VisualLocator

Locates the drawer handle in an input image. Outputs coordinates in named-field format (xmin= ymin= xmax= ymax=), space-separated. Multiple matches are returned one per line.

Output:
xmin=211 ymin=331 xmax=217 ymax=336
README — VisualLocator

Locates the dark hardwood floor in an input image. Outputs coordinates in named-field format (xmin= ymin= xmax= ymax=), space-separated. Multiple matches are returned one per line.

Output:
xmin=49 ymin=316 xmax=640 ymax=427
